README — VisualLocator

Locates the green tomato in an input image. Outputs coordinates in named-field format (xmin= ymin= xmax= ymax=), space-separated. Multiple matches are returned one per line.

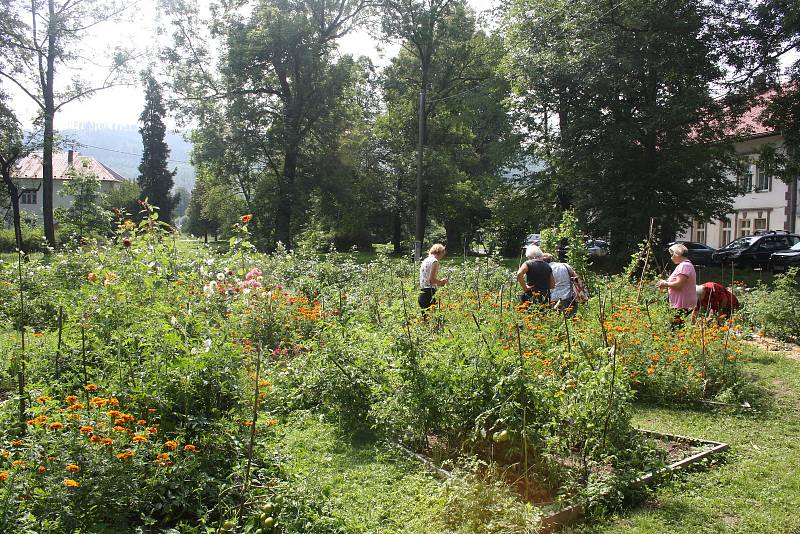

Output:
xmin=263 ymin=517 xmax=275 ymax=528
xmin=493 ymin=430 xmax=510 ymax=443
xmin=263 ymin=502 xmax=273 ymax=514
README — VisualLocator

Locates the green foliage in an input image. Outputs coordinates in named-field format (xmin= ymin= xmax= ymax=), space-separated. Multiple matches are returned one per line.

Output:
xmin=55 ymin=163 xmax=112 ymax=240
xmin=503 ymin=0 xmax=740 ymax=256
xmin=740 ymin=269 xmax=800 ymax=343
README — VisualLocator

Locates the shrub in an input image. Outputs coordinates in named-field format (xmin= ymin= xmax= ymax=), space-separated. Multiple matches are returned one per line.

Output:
xmin=740 ymin=269 xmax=800 ymax=343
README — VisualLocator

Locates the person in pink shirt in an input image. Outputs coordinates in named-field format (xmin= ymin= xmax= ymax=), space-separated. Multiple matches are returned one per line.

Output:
xmin=656 ymin=243 xmax=697 ymax=329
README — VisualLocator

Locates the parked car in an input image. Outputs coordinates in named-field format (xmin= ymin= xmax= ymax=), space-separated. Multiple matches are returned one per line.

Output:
xmin=586 ymin=239 xmax=610 ymax=257
xmin=712 ymin=231 xmax=800 ymax=268
xmin=524 ymin=233 xmax=541 ymax=247
xmin=771 ymin=241 xmax=800 ymax=273
xmin=666 ymin=241 xmax=717 ymax=266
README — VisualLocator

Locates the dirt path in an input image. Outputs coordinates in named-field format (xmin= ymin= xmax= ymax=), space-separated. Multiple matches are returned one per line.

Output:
xmin=745 ymin=335 xmax=800 ymax=361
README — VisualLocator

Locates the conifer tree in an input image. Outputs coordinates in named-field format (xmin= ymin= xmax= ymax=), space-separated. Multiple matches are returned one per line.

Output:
xmin=138 ymin=76 xmax=178 ymax=224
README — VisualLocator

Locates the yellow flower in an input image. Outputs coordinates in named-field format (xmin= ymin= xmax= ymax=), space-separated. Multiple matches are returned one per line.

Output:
xmin=64 ymin=479 xmax=80 ymax=488
xmin=80 ymin=426 xmax=93 ymax=434
xmin=131 ymin=435 xmax=148 ymax=443
xmin=164 ymin=441 xmax=178 ymax=450
xmin=65 ymin=464 xmax=80 ymax=472
xmin=0 ymin=472 xmax=8 ymax=481
xmin=48 ymin=422 xmax=64 ymax=431
xmin=84 ymin=384 xmax=98 ymax=391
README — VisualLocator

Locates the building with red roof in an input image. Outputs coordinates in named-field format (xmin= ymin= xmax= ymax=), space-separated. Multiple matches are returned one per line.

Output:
xmin=679 ymin=92 xmax=799 ymax=248
xmin=9 ymin=150 xmax=126 ymax=224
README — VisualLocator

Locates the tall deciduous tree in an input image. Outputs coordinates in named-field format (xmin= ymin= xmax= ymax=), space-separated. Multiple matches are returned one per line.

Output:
xmin=0 ymin=93 xmax=40 ymax=251
xmin=0 ymin=0 xmax=132 ymax=247
xmin=138 ymin=76 xmax=178 ymax=225
xmin=503 ymin=0 xmax=740 ymax=253
xmin=162 ymin=0 xmax=372 ymax=249
xmin=379 ymin=4 xmax=518 ymax=252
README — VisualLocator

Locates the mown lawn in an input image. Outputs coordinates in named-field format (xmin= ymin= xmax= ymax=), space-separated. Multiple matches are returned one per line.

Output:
xmin=572 ymin=347 xmax=800 ymax=534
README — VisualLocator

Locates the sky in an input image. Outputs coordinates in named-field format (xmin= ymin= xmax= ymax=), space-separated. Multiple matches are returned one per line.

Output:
xmin=9 ymin=0 xmax=497 ymax=130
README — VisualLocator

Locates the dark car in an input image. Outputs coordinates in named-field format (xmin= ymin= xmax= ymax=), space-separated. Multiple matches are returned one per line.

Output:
xmin=771 ymin=241 xmax=800 ymax=273
xmin=667 ymin=241 xmax=717 ymax=266
xmin=712 ymin=231 xmax=800 ymax=268
xmin=586 ymin=239 xmax=610 ymax=257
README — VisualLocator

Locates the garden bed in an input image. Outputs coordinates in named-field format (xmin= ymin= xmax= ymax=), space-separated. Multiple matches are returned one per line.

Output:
xmin=399 ymin=429 xmax=728 ymax=531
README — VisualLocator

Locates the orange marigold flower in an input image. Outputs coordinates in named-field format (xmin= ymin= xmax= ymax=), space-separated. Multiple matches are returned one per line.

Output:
xmin=100 ymin=438 xmax=113 ymax=446
xmin=48 ymin=422 xmax=64 ymax=431
xmin=64 ymin=479 xmax=80 ymax=488
xmin=89 ymin=435 xmax=103 ymax=444
xmin=241 ymin=214 xmax=253 ymax=224
xmin=36 ymin=395 xmax=52 ymax=404
xmin=131 ymin=435 xmax=148 ymax=443
xmin=114 ymin=418 xmax=127 ymax=425
xmin=108 ymin=397 xmax=120 ymax=406
xmin=66 ymin=413 xmax=81 ymax=421
xmin=84 ymin=384 xmax=98 ymax=391
xmin=90 ymin=397 xmax=107 ymax=407
xmin=183 ymin=444 xmax=199 ymax=453
xmin=113 ymin=426 xmax=127 ymax=432
xmin=266 ymin=418 xmax=278 ymax=427
xmin=164 ymin=441 xmax=178 ymax=450
xmin=11 ymin=439 xmax=24 ymax=447
xmin=68 ymin=403 xmax=84 ymax=411
xmin=11 ymin=460 xmax=24 ymax=468
xmin=87 ymin=272 xmax=98 ymax=283
xmin=37 ymin=466 xmax=46 ymax=474
xmin=156 ymin=453 xmax=170 ymax=461
xmin=136 ymin=419 xmax=146 ymax=426
xmin=65 ymin=396 xmax=78 ymax=404
xmin=65 ymin=464 xmax=80 ymax=472
xmin=146 ymin=408 xmax=156 ymax=413
xmin=647 ymin=367 xmax=656 ymax=375
xmin=116 ymin=450 xmax=134 ymax=461
xmin=46 ymin=456 xmax=56 ymax=462
xmin=146 ymin=427 xmax=157 ymax=434
xmin=107 ymin=410 xmax=122 ymax=418
xmin=0 ymin=472 xmax=8 ymax=481
xmin=79 ymin=426 xmax=93 ymax=434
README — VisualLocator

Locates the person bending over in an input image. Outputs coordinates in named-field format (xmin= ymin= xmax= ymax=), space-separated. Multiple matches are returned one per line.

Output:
xmin=517 ymin=245 xmax=555 ymax=307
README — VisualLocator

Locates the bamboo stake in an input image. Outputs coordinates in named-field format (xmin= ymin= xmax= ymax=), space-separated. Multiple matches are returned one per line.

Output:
xmin=636 ymin=217 xmax=656 ymax=302
xmin=55 ymin=306 xmax=64 ymax=379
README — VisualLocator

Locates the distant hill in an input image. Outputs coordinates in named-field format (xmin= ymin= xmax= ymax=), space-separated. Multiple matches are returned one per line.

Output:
xmin=59 ymin=122 xmax=196 ymax=191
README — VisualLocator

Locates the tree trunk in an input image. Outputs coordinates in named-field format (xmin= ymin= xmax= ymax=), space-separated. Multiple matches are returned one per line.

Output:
xmin=42 ymin=0 xmax=57 ymax=248
xmin=276 ymin=145 xmax=297 ymax=250
xmin=2 ymin=171 xmax=24 ymax=252
xmin=392 ymin=176 xmax=403 ymax=254
xmin=445 ymin=221 xmax=462 ymax=254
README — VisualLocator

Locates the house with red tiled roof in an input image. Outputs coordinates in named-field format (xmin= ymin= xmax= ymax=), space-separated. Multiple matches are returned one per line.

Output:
xmin=679 ymin=92 xmax=799 ymax=248
xmin=9 ymin=150 xmax=125 ymax=223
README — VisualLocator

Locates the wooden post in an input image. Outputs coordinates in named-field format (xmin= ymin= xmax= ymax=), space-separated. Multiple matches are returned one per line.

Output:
xmin=636 ymin=218 xmax=656 ymax=302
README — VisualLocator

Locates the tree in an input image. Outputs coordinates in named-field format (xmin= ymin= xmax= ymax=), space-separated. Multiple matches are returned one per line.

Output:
xmin=55 ymin=163 xmax=112 ymax=241
xmin=162 ymin=0 xmax=372 ymax=249
xmin=102 ymin=179 xmax=141 ymax=219
xmin=503 ymin=0 xmax=741 ymax=253
xmin=138 ymin=76 xmax=178 ymax=225
xmin=0 ymin=0 xmax=132 ymax=247
xmin=381 ymin=0 xmax=491 ymax=256
xmin=0 ymin=92 xmax=40 ymax=251
xmin=378 ymin=6 xmax=518 ymax=252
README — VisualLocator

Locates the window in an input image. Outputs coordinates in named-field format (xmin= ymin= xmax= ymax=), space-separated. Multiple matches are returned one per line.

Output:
xmin=20 ymin=190 xmax=37 ymax=205
xmin=694 ymin=221 xmax=707 ymax=244
xmin=737 ymin=168 xmax=753 ymax=193
xmin=721 ymin=217 xmax=732 ymax=246
xmin=754 ymin=216 xmax=768 ymax=233
xmin=755 ymin=166 xmax=772 ymax=192
xmin=739 ymin=218 xmax=751 ymax=238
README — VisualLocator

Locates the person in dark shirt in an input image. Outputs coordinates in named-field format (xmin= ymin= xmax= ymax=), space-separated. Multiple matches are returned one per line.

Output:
xmin=517 ymin=245 xmax=555 ymax=307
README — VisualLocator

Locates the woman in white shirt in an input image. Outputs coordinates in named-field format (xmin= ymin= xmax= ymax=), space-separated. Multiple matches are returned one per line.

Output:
xmin=418 ymin=243 xmax=448 ymax=313
xmin=543 ymin=253 xmax=578 ymax=317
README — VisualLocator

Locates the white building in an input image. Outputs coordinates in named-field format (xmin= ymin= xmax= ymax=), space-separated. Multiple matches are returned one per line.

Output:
xmin=9 ymin=150 xmax=125 ymax=224
xmin=680 ymin=96 xmax=800 ymax=248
